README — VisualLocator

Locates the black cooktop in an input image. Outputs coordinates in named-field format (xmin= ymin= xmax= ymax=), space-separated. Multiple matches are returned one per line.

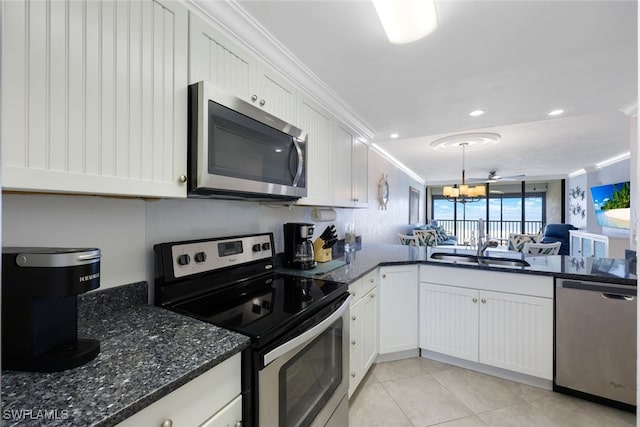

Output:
xmin=172 ymin=273 xmax=348 ymax=347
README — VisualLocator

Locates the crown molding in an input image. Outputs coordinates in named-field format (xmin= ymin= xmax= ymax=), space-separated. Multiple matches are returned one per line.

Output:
xmin=186 ymin=0 xmax=376 ymax=140
xmin=619 ymin=98 xmax=638 ymax=117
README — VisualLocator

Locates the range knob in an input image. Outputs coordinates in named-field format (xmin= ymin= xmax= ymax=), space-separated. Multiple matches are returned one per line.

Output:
xmin=194 ymin=252 xmax=207 ymax=263
xmin=177 ymin=254 xmax=191 ymax=266
xmin=252 ymin=244 xmax=262 ymax=252
xmin=261 ymin=242 xmax=271 ymax=251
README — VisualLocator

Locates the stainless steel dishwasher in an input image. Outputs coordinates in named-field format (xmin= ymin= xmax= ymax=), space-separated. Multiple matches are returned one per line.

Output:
xmin=555 ymin=278 xmax=637 ymax=410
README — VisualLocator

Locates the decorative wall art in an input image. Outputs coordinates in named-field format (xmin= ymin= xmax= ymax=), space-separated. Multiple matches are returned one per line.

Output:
xmin=568 ymin=184 xmax=587 ymax=228
xmin=409 ymin=186 xmax=419 ymax=224
xmin=378 ymin=174 xmax=389 ymax=210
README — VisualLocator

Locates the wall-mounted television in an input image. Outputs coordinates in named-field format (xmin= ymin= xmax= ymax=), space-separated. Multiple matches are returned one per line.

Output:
xmin=590 ymin=181 xmax=631 ymax=229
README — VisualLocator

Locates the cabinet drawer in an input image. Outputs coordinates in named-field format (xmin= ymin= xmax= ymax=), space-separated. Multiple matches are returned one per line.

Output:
xmin=349 ymin=269 xmax=377 ymax=304
xmin=200 ymin=394 xmax=242 ymax=427
xmin=117 ymin=353 xmax=241 ymax=427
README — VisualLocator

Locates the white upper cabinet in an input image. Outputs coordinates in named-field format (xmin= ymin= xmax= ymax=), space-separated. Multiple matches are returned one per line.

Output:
xmin=189 ymin=12 xmax=297 ymax=124
xmin=2 ymin=0 xmax=189 ymax=198
xmin=296 ymin=96 xmax=333 ymax=206
xmin=352 ymin=137 xmax=369 ymax=207
xmin=332 ymin=123 xmax=355 ymax=206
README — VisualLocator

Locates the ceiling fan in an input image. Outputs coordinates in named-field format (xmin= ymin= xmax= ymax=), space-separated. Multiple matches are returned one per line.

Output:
xmin=467 ymin=170 xmax=525 ymax=183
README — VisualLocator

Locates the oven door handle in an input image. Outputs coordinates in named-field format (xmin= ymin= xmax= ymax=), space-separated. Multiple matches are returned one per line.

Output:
xmin=263 ymin=294 xmax=352 ymax=366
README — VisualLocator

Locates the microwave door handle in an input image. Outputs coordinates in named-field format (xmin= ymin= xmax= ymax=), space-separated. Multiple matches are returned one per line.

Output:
xmin=291 ymin=138 xmax=304 ymax=187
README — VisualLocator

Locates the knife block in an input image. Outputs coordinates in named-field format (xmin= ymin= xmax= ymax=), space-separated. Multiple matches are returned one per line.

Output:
xmin=313 ymin=238 xmax=332 ymax=263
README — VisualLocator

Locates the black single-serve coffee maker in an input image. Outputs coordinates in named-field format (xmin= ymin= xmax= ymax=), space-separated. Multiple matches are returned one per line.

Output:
xmin=2 ymin=247 xmax=102 ymax=372
xmin=283 ymin=223 xmax=317 ymax=270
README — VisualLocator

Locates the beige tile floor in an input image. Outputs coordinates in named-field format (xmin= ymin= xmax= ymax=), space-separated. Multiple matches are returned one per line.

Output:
xmin=349 ymin=357 xmax=636 ymax=427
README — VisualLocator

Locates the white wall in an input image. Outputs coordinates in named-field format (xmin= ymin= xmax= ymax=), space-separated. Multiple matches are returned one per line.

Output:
xmin=2 ymin=149 xmax=424 ymax=291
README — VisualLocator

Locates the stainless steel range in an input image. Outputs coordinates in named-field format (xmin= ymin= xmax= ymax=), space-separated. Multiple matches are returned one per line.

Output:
xmin=154 ymin=233 xmax=350 ymax=427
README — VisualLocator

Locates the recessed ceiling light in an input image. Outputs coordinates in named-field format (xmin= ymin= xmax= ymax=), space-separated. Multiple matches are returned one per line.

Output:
xmin=469 ymin=110 xmax=484 ymax=117
xmin=390 ymin=133 xmax=399 ymax=139
xmin=548 ymin=109 xmax=564 ymax=116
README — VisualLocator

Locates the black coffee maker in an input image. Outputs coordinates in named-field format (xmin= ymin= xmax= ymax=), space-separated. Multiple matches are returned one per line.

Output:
xmin=283 ymin=223 xmax=317 ymax=270
xmin=2 ymin=247 xmax=102 ymax=372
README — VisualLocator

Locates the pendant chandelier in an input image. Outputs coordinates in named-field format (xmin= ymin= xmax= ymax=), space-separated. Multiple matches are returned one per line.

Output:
xmin=443 ymin=142 xmax=486 ymax=203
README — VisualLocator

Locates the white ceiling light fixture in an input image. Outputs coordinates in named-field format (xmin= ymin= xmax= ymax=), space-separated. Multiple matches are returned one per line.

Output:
xmin=390 ymin=133 xmax=400 ymax=139
xmin=430 ymin=132 xmax=501 ymax=203
xmin=548 ymin=109 xmax=564 ymax=116
xmin=469 ymin=110 xmax=485 ymax=117
xmin=372 ymin=0 xmax=439 ymax=44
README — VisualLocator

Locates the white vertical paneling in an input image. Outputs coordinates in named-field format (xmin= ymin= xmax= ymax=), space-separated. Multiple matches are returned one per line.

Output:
xmin=152 ymin=1 xmax=164 ymax=183
xmin=68 ymin=0 xmax=85 ymax=174
xmin=100 ymin=0 xmax=116 ymax=176
xmin=478 ymin=290 xmax=553 ymax=379
xmin=140 ymin=0 xmax=154 ymax=181
xmin=85 ymin=0 xmax=101 ymax=175
xmin=162 ymin=4 xmax=174 ymax=183
xmin=128 ymin=0 xmax=142 ymax=179
xmin=3 ymin=0 xmax=28 ymax=167
xmin=332 ymin=124 xmax=353 ymax=206
xmin=49 ymin=0 xmax=67 ymax=172
xmin=28 ymin=0 xmax=48 ymax=169
xmin=378 ymin=266 xmax=418 ymax=354
xmin=2 ymin=0 xmax=187 ymax=197
xmin=297 ymin=98 xmax=332 ymax=205
xmin=419 ymin=283 xmax=478 ymax=361
xmin=256 ymin=64 xmax=297 ymax=124
xmin=189 ymin=12 xmax=254 ymax=99
xmin=114 ymin=0 xmax=129 ymax=178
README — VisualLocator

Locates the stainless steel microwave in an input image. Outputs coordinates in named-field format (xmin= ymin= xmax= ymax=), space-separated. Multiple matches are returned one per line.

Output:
xmin=188 ymin=81 xmax=308 ymax=200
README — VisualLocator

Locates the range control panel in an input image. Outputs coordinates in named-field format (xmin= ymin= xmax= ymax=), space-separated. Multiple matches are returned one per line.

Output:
xmin=170 ymin=233 xmax=274 ymax=279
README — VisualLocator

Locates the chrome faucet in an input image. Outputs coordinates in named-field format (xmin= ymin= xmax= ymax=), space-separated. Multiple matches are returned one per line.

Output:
xmin=477 ymin=238 xmax=499 ymax=256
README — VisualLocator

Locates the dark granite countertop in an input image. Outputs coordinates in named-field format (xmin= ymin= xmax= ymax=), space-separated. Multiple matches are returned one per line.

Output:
xmin=1 ymin=282 xmax=250 ymax=427
xmin=279 ymin=243 xmax=637 ymax=286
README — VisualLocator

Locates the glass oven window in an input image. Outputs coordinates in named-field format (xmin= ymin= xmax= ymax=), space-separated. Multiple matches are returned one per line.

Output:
xmin=279 ymin=318 xmax=343 ymax=427
xmin=208 ymin=100 xmax=302 ymax=186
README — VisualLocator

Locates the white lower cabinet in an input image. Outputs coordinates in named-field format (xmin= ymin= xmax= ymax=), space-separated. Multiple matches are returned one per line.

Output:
xmin=348 ymin=269 xmax=378 ymax=398
xmin=419 ymin=266 xmax=553 ymax=380
xmin=378 ymin=265 xmax=418 ymax=355
xmin=116 ymin=353 xmax=242 ymax=427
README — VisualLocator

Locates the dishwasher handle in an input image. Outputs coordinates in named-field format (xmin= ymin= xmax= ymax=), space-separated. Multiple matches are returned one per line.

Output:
xmin=557 ymin=280 xmax=637 ymax=297
xmin=601 ymin=293 xmax=635 ymax=301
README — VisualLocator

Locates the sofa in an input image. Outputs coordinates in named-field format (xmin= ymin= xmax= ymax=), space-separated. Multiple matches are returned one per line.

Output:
xmin=412 ymin=222 xmax=458 ymax=246
xmin=540 ymin=223 xmax=578 ymax=255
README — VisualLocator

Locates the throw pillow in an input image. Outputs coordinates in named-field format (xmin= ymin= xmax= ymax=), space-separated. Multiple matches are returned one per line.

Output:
xmin=433 ymin=226 xmax=449 ymax=243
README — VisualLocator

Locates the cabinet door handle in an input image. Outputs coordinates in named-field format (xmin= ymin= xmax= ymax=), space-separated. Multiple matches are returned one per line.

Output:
xmin=382 ymin=274 xmax=386 ymax=279
xmin=352 ymin=315 xmax=357 ymax=321
xmin=351 ymin=371 xmax=356 ymax=378
xmin=251 ymin=94 xmax=258 ymax=102
xmin=260 ymin=99 xmax=266 ymax=106
xmin=178 ymin=174 xmax=187 ymax=183
xmin=352 ymin=339 xmax=357 ymax=345
xmin=369 ymin=278 xmax=374 ymax=283
xmin=481 ymin=298 xmax=487 ymax=303
xmin=370 ymin=293 xmax=375 ymax=298
xmin=472 ymin=297 xmax=478 ymax=303
xmin=235 ymin=421 xmax=243 ymax=427
xmin=350 ymin=291 xmax=356 ymax=297
xmin=161 ymin=420 xmax=173 ymax=427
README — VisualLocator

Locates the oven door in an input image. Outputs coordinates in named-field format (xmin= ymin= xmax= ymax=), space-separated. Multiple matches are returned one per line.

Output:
xmin=258 ymin=294 xmax=351 ymax=427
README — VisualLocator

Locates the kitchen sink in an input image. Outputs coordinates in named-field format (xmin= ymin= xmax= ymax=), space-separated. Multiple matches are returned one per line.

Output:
xmin=429 ymin=253 xmax=479 ymax=264
xmin=477 ymin=257 xmax=531 ymax=267
xmin=430 ymin=252 xmax=530 ymax=267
